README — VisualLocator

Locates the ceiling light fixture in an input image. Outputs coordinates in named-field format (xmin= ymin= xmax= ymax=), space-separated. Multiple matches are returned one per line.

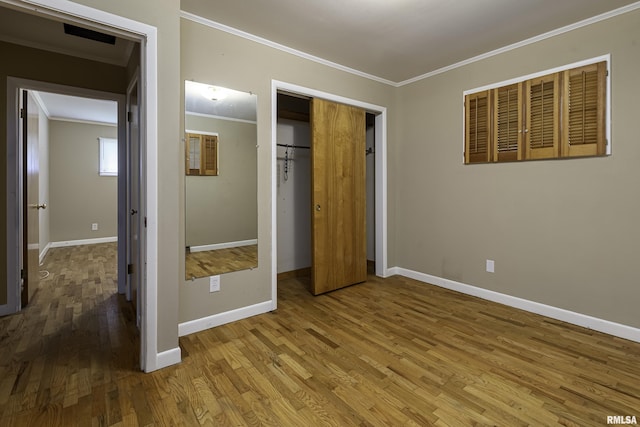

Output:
xmin=202 ymin=86 xmax=227 ymax=101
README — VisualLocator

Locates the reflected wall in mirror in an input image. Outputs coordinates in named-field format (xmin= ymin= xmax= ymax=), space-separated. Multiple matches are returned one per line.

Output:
xmin=185 ymin=81 xmax=258 ymax=279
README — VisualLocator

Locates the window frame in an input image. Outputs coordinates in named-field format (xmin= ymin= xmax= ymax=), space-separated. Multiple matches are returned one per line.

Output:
xmin=462 ymin=55 xmax=610 ymax=164
xmin=98 ymin=137 xmax=118 ymax=176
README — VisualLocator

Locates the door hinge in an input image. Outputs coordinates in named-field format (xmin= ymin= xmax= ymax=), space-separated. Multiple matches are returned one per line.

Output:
xmin=20 ymin=269 xmax=25 ymax=279
xmin=20 ymin=108 xmax=24 ymax=119
xmin=127 ymin=111 xmax=133 ymax=122
xmin=127 ymin=263 xmax=134 ymax=274
xmin=144 ymin=217 xmax=147 ymax=228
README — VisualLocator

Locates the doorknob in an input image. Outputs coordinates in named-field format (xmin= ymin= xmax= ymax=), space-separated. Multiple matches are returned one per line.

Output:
xmin=36 ymin=203 xmax=47 ymax=210
xmin=131 ymin=209 xmax=138 ymax=215
xmin=315 ymin=204 xmax=321 ymax=211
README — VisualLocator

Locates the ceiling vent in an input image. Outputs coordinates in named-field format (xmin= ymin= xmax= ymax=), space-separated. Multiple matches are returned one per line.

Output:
xmin=63 ymin=23 xmax=116 ymax=45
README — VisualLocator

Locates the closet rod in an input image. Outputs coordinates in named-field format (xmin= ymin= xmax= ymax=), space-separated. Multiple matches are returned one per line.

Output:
xmin=277 ymin=143 xmax=310 ymax=149
xmin=278 ymin=143 xmax=374 ymax=155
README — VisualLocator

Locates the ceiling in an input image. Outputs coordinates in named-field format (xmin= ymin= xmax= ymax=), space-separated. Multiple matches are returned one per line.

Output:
xmin=1 ymin=0 xmax=638 ymax=121
xmin=181 ymin=0 xmax=640 ymax=83
xmin=32 ymin=92 xmax=117 ymax=125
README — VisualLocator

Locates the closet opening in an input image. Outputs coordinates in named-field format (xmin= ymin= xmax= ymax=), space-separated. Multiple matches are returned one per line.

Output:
xmin=275 ymin=91 xmax=377 ymax=293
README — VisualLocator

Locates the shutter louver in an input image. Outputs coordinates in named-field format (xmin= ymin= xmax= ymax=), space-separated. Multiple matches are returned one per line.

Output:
xmin=202 ymin=135 xmax=218 ymax=176
xmin=185 ymin=133 xmax=219 ymax=176
xmin=494 ymin=84 xmax=522 ymax=162
xmin=465 ymin=91 xmax=491 ymax=163
xmin=562 ymin=62 xmax=606 ymax=157
xmin=526 ymin=73 xmax=559 ymax=159
xmin=186 ymin=133 xmax=201 ymax=175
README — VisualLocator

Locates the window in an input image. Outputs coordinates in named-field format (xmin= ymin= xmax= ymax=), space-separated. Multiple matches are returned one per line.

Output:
xmin=99 ymin=137 xmax=118 ymax=176
xmin=185 ymin=132 xmax=218 ymax=176
xmin=464 ymin=58 xmax=608 ymax=164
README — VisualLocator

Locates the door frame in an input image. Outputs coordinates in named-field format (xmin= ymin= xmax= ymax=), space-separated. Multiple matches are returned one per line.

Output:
xmin=270 ymin=80 xmax=389 ymax=306
xmin=2 ymin=0 xmax=161 ymax=372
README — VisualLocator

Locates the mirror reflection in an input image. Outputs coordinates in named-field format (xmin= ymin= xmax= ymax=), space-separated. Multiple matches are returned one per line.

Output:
xmin=184 ymin=81 xmax=258 ymax=279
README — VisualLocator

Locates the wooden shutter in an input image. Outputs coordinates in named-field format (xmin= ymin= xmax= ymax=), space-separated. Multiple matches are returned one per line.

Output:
xmin=494 ymin=83 xmax=522 ymax=162
xmin=185 ymin=133 xmax=219 ymax=176
xmin=201 ymin=134 xmax=218 ymax=176
xmin=465 ymin=91 xmax=491 ymax=163
xmin=526 ymin=73 xmax=559 ymax=159
xmin=186 ymin=133 xmax=201 ymax=175
xmin=562 ymin=61 xmax=606 ymax=157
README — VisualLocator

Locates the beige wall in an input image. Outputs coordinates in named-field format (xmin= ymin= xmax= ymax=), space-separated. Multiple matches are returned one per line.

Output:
xmin=394 ymin=9 xmax=640 ymax=328
xmin=185 ymin=115 xmax=257 ymax=247
xmin=49 ymin=121 xmax=117 ymax=242
xmin=179 ymin=17 xmax=397 ymax=323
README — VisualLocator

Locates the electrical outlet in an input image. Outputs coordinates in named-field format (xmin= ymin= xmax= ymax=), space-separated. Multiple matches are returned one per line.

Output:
xmin=486 ymin=259 xmax=495 ymax=273
xmin=91 ymin=223 xmax=98 ymax=231
xmin=209 ymin=275 xmax=220 ymax=292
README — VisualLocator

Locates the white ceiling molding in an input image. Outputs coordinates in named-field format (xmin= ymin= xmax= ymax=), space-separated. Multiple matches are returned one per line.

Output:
xmin=398 ymin=1 xmax=640 ymax=86
xmin=182 ymin=2 xmax=640 ymax=88
xmin=180 ymin=10 xmax=397 ymax=87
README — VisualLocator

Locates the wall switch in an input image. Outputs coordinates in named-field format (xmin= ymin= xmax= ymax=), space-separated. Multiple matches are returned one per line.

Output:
xmin=91 ymin=223 xmax=98 ymax=231
xmin=486 ymin=259 xmax=495 ymax=273
xmin=209 ymin=275 xmax=220 ymax=292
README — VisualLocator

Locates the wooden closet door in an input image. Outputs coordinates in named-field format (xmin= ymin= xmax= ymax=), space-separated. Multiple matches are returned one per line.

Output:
xmin=311 ymin=98 xmax=367 ymax=295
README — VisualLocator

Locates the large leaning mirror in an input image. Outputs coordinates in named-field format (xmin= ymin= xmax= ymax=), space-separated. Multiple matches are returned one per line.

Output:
xmin=184 ymin=81 xmax=258 ymax=279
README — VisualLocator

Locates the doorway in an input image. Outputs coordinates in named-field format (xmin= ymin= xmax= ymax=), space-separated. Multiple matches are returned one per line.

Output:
xmin=271 ymin=81 xmax=388 ymax=302
xmin=20 ymin=89 xmax=122 ymax=312
xmin=1 ymin=0 xmax=160 ymax=371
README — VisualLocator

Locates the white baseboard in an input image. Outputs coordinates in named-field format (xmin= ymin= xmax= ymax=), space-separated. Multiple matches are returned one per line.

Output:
xmin=391 ymin=267 xmax=640 ymax=344
xmin=50 ymin=236 xmax=118 ymax=248
xmin=154 ymin=347 xmax=182 ymax=371
xmin=178 ymin=300 xmax=273 ymax=337
xmin=39 ymin=242 xmax=51 ymax=265
xmin=189 ymin=239 xmax=257 ymax=253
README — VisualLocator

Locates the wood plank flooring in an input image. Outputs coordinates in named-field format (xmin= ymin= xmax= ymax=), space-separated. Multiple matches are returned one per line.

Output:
xmin=1 ymin=243 xmax=639 ymax=426
xmin=185 ymin=245 xmax=257 ymax=279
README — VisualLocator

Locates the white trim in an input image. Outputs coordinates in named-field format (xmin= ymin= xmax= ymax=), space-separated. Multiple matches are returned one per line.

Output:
xmin=30 ymin=91 xmax=50 ymax=117
xmin=398 ymin=2 xmax=640 ymax=86
xmin=270 ymin=83 xmax=279 ymax=311
xmin=271 ymin=80 xmax=389 ymax=303
xmin=189 ymin=239 xmax=257 ymax=253
xmin=49 ymin=236 xmax=118 ymax=248
xmin=39 ymin=242 xmax=51 ymax=264
xmin=393 ymin=267 xmax=640 ymax=344
xmin=142 ymin=22 xmax=160 ymax=374
xmin=185 ymin=129 xmax=218 ymax=137
xmin=178 ymin=300 xmax=273 ymax=337
xmin=1 ymin=0 xmax=163 ymax=372
xmin=155 ymin=347 xmax=182 ymax=370
xmin=180 ymin=10 xmax=396 ymax=87
xmin=186 ymin=112 xmax=257 ymax=125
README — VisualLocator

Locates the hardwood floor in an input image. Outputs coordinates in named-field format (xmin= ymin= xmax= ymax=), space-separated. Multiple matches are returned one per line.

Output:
xmin=1 ymin=243 xmax=639 ymax=426
xmin=185 ymin=245 xmax=257 ymax=279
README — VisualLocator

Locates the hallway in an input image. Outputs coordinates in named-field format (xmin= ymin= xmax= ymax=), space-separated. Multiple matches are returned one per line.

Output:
xmin=0 ymin=243 xmax=140 ymax=425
